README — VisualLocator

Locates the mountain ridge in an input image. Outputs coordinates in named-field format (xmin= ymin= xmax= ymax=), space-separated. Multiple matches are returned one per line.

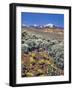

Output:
xmin=22 ymin=23 xmax=64 ymax=29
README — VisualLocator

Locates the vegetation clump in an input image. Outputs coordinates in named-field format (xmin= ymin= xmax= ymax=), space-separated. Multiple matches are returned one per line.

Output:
xmin=21 ymin=31 xmax=64 ymax=77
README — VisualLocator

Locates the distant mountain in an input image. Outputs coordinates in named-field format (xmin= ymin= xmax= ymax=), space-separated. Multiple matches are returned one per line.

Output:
xmin=44 ymin=23 xmax=56 ymax=28
xmin=22 ymin=24 xmax=30 ymax=28
xmin=22 ymin=23 xmax=64 ymax=29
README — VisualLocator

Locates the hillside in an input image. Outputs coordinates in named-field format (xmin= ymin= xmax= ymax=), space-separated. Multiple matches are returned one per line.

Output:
xmin=22 ymin=27 xmax=64 ymax=41
xmin=21 ymin=27 xmax=64 ymax=77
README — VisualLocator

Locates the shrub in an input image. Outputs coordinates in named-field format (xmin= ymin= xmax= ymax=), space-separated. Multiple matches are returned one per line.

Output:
xmin=21 ymin=31 xmax=64 ymax=70
xmin=21 ymin=43 xmax=29 ymax=53
xmin=48 ymin=42 xmax=64 ymax=70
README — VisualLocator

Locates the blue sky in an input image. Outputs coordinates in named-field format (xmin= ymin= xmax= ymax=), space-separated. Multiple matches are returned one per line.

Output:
xmin=21 ymin=12 xmax=64 ymax=28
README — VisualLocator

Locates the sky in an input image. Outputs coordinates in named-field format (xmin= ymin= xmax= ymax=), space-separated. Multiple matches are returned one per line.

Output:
xmin=21 ymin=12 xmax=64 ymax=28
